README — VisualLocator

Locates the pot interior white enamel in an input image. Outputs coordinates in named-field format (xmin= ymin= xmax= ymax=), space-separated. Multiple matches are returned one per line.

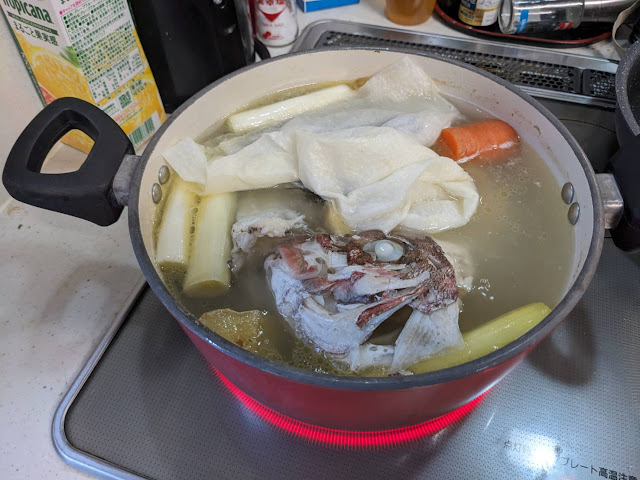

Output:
xmin=131 ymin=49 xmax=603 ymax=382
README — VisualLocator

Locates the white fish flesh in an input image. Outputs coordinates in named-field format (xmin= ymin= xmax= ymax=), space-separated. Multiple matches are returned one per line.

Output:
xmin=230 ymin=190 xmax=308 ymax=271
xmin=265 ymin=231 xmax=463 ymax=372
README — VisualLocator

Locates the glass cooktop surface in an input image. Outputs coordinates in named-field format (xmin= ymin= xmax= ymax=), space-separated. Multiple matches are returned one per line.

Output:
xmin=54 ymin=21 xmax=640 ymax=480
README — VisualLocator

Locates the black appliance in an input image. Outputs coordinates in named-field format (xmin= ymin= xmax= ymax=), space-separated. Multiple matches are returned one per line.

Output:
xmin=129 ymin=0 xmax=266 ymax=112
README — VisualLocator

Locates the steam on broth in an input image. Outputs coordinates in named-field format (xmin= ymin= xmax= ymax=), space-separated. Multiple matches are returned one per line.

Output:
xmin=155 ymin=58 xmax=574 ymax=376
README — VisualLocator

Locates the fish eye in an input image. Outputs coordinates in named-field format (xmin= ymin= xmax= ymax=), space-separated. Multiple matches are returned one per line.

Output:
xmin=363 ymin=240 xmax=404 ymax=262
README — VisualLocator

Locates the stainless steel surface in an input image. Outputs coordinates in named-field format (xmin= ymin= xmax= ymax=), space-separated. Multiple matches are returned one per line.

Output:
xmin=112 ymin=154 xmax=140 ymax=207
xmin=597 ymin=173 xmax=624 ymax=229
xmin=582 ymin=0 xmax=637 ymax=22
xmin=158 ymin=165 xmax=170 ymax=185
xmin=291 ymin=20 xmax=618 ymax=108
xmin=562 ymin=182 xmax=575 ymax=204
xmin=53 ymin=241 xmax=640 ymax=480
xmin=151 ymin=183 xmax=162 ymax=204
xmin=569 ymin=201 xmax=581 ymax=224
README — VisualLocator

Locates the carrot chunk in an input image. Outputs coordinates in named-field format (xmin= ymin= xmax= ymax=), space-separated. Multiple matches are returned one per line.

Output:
xmin=434 ymin=119 xmax=520 ymax=163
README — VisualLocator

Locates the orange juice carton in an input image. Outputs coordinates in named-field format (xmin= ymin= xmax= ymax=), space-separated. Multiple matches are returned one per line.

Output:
xmin=1 ymin=0 xmax=166 ymax=152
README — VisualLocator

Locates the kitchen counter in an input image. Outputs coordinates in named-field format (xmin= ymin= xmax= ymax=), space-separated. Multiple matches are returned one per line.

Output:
xmin=0 ymin=2 xmax=620 ymax=478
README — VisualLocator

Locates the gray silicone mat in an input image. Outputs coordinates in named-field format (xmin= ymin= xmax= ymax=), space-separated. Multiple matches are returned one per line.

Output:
xmin=59 ymin=239 xmax=640 ymax=480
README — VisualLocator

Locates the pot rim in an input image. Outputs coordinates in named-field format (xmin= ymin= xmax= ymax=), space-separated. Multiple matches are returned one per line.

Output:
xmin=128 ymin=47 xmax=605 ymax=391
xmin=616 ymin=41 xmax=640 ymax=137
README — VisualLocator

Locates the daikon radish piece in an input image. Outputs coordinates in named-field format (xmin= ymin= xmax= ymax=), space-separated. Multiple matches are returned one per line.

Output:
xmin=183 ymin=192 xmax=237 ymax=297
xmin=155 ymin=177 xmax=197 ymax=269
xmin=410 ymin=302 xmax=551 ymax=374
xmin=227 ymin=85 xmax=356 ymax=134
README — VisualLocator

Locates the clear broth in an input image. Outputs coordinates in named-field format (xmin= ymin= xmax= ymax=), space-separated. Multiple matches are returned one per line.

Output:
xmin=157 ymin=85 xmax=575 ymax=375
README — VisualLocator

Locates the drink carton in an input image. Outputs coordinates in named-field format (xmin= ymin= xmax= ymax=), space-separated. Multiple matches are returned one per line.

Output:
xmin=1 ymin=0 xmax=166 ymax=152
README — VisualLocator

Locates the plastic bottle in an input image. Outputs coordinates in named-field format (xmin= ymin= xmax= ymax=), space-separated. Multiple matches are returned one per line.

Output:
xmin=385 ymin=0 xmax=438 ymax=26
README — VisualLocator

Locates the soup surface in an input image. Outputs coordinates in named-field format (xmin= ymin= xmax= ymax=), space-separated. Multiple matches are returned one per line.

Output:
xmin=156 ymin=78 xmax=574 ymax=376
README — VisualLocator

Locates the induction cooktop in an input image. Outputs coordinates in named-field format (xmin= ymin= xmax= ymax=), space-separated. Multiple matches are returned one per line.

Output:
xmin=53 ymin=21 xmax=640 ymax=480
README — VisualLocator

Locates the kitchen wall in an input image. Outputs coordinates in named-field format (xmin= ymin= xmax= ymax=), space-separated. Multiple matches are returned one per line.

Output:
xmin=0 ymin=17 xmax=44 ymax=205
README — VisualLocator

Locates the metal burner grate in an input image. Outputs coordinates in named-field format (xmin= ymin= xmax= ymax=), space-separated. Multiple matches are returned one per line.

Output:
xmin=582 ymin=69 xmax=617 ymax=100
xmin=318 ymin=31 xmax=607 ymax=99
xmin=292 ymin=21 xmax=618 ymax=107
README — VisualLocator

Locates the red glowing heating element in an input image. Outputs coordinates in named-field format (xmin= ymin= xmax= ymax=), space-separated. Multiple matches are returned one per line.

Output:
xmin=214 ymin=368 xmax=487 ymax=448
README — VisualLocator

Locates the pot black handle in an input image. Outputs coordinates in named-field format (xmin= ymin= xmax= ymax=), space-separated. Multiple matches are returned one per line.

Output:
xmin=2 ymin=97 xmax=134 ymax=226
xmin=609 ymin=134 xmax=640 ymax=252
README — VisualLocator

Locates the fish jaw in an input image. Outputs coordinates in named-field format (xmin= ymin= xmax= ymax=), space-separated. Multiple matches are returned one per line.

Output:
xmin=264 ymin=230 xmax=460 ymax=366
xmin=390 ymin=301 xmax=463 ymax=372
xmin=334 ymin=301 xmax=463 ymax=373
xmin=298 ymin=294 xmax=413 ymax=354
